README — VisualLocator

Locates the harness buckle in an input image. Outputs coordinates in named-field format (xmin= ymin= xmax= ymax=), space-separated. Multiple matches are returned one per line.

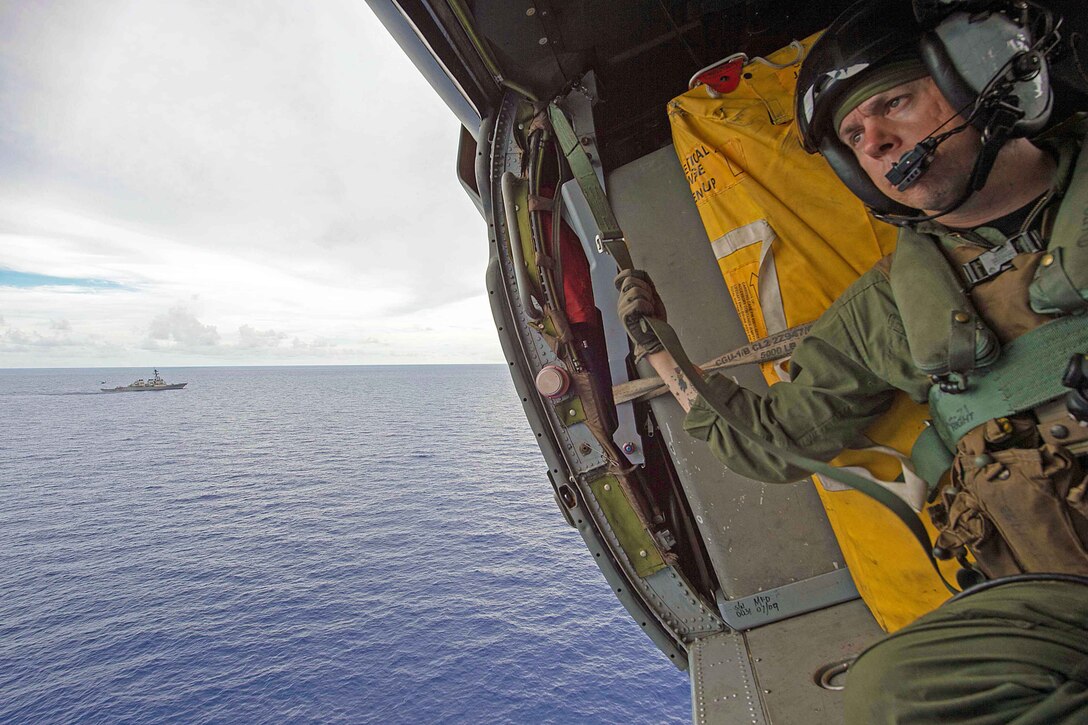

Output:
xmin=960 ymin=230 xmax=1045 ymax=288
xmin=594 ymin=232 xmax=625 ymax=255
xmin=931 ymin=372 xmax=969 ymax=394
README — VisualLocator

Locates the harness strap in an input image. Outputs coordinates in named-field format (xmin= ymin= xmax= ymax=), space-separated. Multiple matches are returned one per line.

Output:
xmin=960 ymin=230 xmax=1045 ymax=288
xmin=910 ymin=424 xmax=955 ymax=494
xmin=548 ymin=101 xmax=957 ymax=594
xmin=947 ymin=310 xmax=978 ymax=382
xmin=547 ymin=105 xmax=632 ymax=268
xmin=929 ymin=314 xmax=1088 ymax=447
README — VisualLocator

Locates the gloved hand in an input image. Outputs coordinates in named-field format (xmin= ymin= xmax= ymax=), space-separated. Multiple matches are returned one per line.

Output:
xmin=615 ymin=269 xmax=667 ymax=361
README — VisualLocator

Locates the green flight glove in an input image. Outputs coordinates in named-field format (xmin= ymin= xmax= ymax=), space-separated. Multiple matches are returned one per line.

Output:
xmin=615 ymin=269 xmax=667 ymax=362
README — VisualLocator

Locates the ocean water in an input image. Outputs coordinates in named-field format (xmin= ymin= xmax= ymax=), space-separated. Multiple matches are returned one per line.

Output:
xmin=0 ymin=365 xmax=690 ymax=724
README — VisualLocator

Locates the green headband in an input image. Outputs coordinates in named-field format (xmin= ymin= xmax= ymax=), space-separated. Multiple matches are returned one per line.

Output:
xmin=832 ymin=58 xmax=929 ymax=134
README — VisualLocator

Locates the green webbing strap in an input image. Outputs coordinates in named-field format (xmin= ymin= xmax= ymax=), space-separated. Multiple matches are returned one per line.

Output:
xmin=947 ymin=310 xmax=978 ymax=377
xmin=547 ymin=104 xmax=633 ymax=270
xmin=910 ymin=425 xmax=955 ymax=494
xmin=930 ymin=314 xmax=1088 ymax=446
xmin=548 ymin=101 xmax=957 ymax=594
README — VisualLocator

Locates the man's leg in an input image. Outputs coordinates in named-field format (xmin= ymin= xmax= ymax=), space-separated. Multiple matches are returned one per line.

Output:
xmin=844 ymin=578 xmax=1088 ymax=724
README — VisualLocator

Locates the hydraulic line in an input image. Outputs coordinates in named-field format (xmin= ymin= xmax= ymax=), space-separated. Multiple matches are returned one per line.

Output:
xmin=527 ymin=126 xmax=579 ymax=365
xmin=445 ymin=0 xmax=539 ymax=102
xmin=500 ymin=171 xmax=543 ymax=321
xmin=527 ymin=129 xmax=554 ymax=306
xmin=550 ymin=179 xmax=566 ymax=313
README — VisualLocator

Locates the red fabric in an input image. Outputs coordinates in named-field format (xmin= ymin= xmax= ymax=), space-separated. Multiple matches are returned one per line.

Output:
xmin=540 ymin=185 xmax=595 ymax=325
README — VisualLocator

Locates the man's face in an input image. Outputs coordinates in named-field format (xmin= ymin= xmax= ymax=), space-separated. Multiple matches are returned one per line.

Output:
xmin=836 ymin=76 xmax=981 ymax=212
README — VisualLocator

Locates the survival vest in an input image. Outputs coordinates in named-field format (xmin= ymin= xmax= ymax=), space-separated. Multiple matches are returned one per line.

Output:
xmin=890 ymin=117 xmax=1088 ymax=450
xmin=887 ymin=119 xmax=1088 ymax=579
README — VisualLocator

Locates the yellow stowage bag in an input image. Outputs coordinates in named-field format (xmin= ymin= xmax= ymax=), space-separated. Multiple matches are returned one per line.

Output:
xmin=669 ymin=34 xmax=956 ymax=632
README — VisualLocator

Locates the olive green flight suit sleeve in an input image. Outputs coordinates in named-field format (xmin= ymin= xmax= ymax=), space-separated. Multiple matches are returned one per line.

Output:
xmin=683 ymin=266 xmax=929 ymax=483
xmin=845 ymin=578 xmax=1088 ymax=724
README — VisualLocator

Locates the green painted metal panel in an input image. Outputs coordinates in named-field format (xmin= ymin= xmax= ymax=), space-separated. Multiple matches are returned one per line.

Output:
xmin=590 ymin=474 xmax=666 ymax=578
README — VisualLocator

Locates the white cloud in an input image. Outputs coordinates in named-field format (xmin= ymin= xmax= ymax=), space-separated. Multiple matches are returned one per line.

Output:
xmin=0 ymin=0 xmax=502 ymax=368
xmin=147 ymin=306 xmax=220 ymax=347
xmin=237 ymin=324 xmax=287 ymax=349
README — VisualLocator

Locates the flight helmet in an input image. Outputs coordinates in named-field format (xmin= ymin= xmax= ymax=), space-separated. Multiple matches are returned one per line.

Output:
xmin=795 ymin=0 xmax=1057 ymax=217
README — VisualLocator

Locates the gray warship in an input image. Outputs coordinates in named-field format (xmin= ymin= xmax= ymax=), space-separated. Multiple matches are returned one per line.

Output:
xmin=101 ymin=369 xmax=187 ymax=393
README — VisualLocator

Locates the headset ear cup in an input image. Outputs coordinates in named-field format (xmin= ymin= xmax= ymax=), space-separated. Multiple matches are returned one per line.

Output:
xmin=1015 ymin=61 xmax=1054 ymax=136
xmin=818 ymin=138 xmax=918 ymax=217
xmin=919 ymin=29 xmax=980 ymax=128
xmin=922 ymin=11 xmax=1054 ymax=139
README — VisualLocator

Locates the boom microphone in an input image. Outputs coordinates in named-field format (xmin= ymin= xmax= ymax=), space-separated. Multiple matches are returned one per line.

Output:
xmin=885 ymin=138 xmax=939 ymax=191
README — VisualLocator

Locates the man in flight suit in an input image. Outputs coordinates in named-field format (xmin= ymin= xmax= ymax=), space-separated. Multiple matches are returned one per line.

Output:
xmin=618 ymin=0 xmax=1088 ymax=720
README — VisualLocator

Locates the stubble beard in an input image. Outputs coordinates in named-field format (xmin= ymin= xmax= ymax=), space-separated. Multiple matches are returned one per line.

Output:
xmin=901 ymin=170 xmax=972 ymax=214
xmin=888 ymin=134 xmax=981 ymax=215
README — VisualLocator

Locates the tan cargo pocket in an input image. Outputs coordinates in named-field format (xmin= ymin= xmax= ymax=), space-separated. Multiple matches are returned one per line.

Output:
xmin=939 ymin=445 xmax=1088 ymax=577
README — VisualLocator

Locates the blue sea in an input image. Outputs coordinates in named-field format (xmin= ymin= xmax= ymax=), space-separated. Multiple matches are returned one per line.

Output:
xmin=0 ymin=365 xmax=690 ymax=724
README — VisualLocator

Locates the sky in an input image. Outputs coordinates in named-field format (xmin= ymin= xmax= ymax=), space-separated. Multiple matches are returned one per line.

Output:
xmin=0 ymin=0 xmax=502 ymax=368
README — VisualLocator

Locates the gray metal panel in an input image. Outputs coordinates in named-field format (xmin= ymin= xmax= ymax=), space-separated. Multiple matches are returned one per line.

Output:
xmin=607 ymin=146 xmax=847 ymax=597
xmin=643 ymin=567 xmax=726 ymax=640
xmin=745 ymin=599 xmax=885 ymax=725
xmin=691 ymin=599 xmax=884 ymax=724
xmin=690 ymin=631 xmax=767 ymax=725
xmin=717 ymin=568 xmax=858 ymax=630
